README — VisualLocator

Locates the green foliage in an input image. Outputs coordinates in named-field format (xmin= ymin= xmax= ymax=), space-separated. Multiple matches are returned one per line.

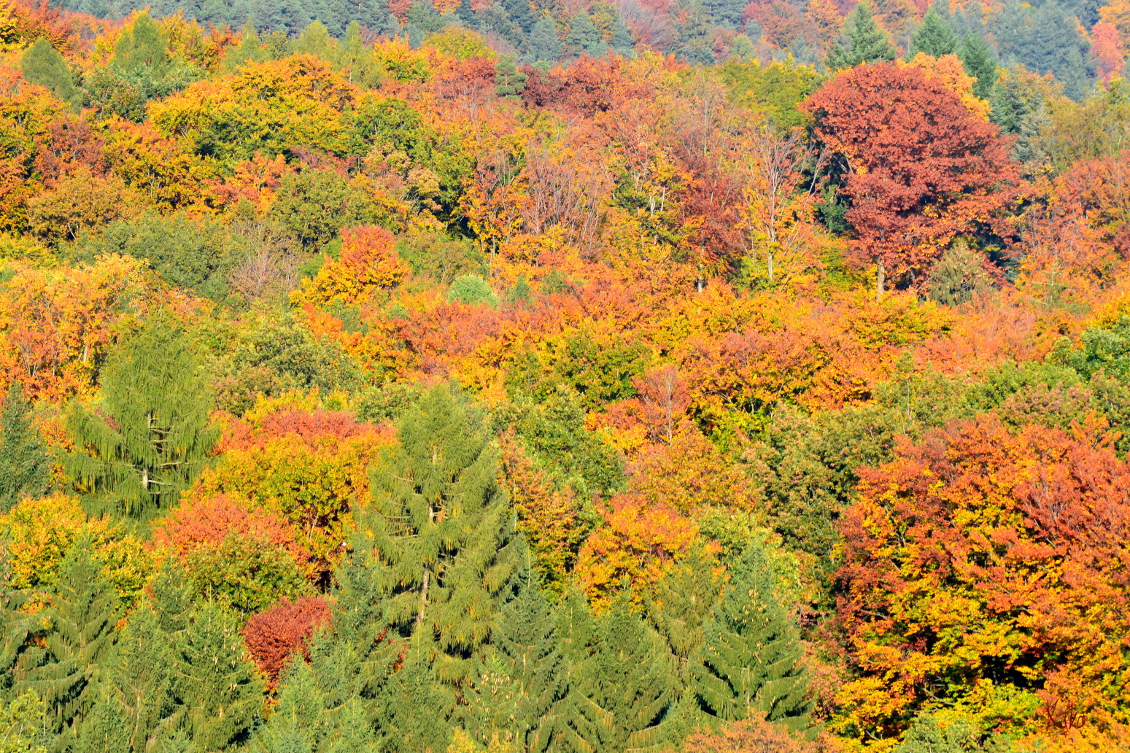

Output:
xmin=958 ymin=34 xmax=997 ymax=100
xmin=911 ymin=5 xmax=958 ymax=58
xmin=528 ymin=16 xmax=563 ymax=62
xmin=270 ymin=169 xmax=373 ymax=251
xmin=375 ymin=649 xmax=454 ymax=753
xmin=825 ymin=1 xmax=897 ymax=69
xmin=20 ymin=40 xmax=76 ymax=105
xmin=494 ymin=55 xmax=528 ymax=98
xmin=0 ymin=692 xmax=50 ymax=753
xmin=1057 ymin=315 xmax=1130 ymax=381
xmin=0 ymin=385 xmax=49 ymax=514
xmin=718 ymin=60 xmax=823 ymax=129
xmin=62 ymin=322 xmax=218 ymax=519
xmin=364 ymin=386 xmax=523 ymax=682
xmin=645 ymin=550 xmax=721 ymax=686
xmin=925 ymin=241 xmax=994 ymax=306
xmin=184 ymin=533 xmax=311 ymax=614
xmin=694 ymin=544 xmax=812 ymax=730
xmin=566 ymin=12 xmax=608 ymax=58
xmin=448 ymin=274 xmax=498 ymax=307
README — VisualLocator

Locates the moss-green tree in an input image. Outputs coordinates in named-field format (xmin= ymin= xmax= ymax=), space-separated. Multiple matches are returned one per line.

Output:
xmin=0 ymin=385 xmax=50 ymax=513
xmin=19 ymin=39 xmax=75 ymax=104
xmin=825 ymin=1 xmax=896 ymax=69
xmin=62 ymin=323 xmax=218 ymax=519
xmin=911 ymin=4 xmax=958 ymax=57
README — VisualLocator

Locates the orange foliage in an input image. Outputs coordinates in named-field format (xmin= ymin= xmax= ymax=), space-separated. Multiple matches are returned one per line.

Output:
xmin=243 ymin=595 xmax=331 ymax=683
xmin=294 ymin=226 xmax=410 ymax=306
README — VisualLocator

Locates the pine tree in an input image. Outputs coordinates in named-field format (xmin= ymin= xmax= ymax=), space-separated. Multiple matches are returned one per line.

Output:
xmin=957 ymin=34 xmax=997 ymax=100
xmin=464 ymin=572 xmax=567 ymax=751
xmin=19 ymin=544 xmax=120 ymax=742
xmin=494 ymin=55 xmax=529 ymax=98
xmin=564 ymin=597 xmax=678 ymax=753
xmin=567 ymin=11 xmax=608 ymax=57
xmin=407 ymin=0 xmax=442 ymax=34
xmin=62 ymin=322 xmax=218 ymax=520
xmin=646 ymin=550 xmax=721 ymax=687
xmin=825 ymin=1 xmax=896 ymax=69
xmin=677 ymin=6 xmax=715 ymax=64
xmin=528 ymin=15 xmax=563 ymax=62
xmin=369 ymin=0 xmax=400 ymax=41
xmin=253 ymin=659 xmax=331 ymax=753
xmin=610 ymin=13 xmax=634 ymax=55
xmin=172 ymin=602 xmax=263 ymax=751
xmin=363 ymin=386 xmax=523 ymax=684
xmin=502 ymin=0 xmax=534 ymax=33
xmin=0 ymin=384 xmax=50 ymax=513
xmin=19 ymin=39 xmax=76 ymax=104
xmin=910 ymin=4 xmax=958 ymax=58
xmin=375 ymin=646 xmax=454 ymax=753
xmin=694 ymin=544 xmax=812 ymax=732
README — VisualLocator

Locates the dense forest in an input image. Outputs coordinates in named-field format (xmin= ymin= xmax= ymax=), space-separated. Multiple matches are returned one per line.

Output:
xmin=0 ymin=0 xmax=1128 ymax=750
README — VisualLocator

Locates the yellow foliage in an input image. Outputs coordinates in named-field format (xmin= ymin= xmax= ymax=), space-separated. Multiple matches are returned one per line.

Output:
xmin=902 ymin=53 xmax=991 ymax=120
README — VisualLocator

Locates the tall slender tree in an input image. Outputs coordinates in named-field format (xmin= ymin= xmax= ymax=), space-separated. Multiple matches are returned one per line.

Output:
xmin=910 ymin=4 xmax=958 ymax=58
xmin=0 ymin=384 xmax=50 ymax=513
xmin=825 ymin=1 xmax=896 ymax=69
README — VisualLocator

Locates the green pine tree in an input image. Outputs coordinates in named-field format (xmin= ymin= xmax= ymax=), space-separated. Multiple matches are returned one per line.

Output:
xmin=19 ymin=39 xmax=76 ymax=105
xmin=0 ymin=384 xmax=50 ymax=513
xmin=957 ymin=34 xmax=997 ymax=100
xmin=910 ymin=4 xmax=958 ymax=58
xmin=566 ymin=11 xmax=608 ymax=58
xmin=62 ymin=322 xmax=218 ymax=520
xmin=564 ymin=597 xmax=678 ymax=753
xmin=172 ymin=602 xmax=263 ymax=751
xmin=502 ymin=0 xmax=534 ymax=33
xmin=528 ymin=15 xmax=563 ymax=62
xmin=646 ymin=550 xmax=721 ymax=687
xmin=694 ymin=544 xmax=812 ymax=732
xmin=375 ymin=646 xmax=454 ymax=753
xmin=19 ymin=544 xmax=120 ymax=743
xmin=825 ymin=1 xmax=896 ymax=69
xmin=494 ymin=55 xmax=529 ymax=98
xmin=253 ymin=659 xmax=331 ymax=753
xmin=363 ymin=385 xmax=523 ymax=684
xmin=610 ymin=13 xmax=634 ymax=55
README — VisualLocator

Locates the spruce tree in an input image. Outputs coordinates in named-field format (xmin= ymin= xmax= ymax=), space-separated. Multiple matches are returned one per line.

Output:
xmin=564 ymin=597 xmax=678 ymax=753
xmin=958 ymin=34 xmax=997 ymax=100
xmin=172 ymin=602 xmax=263 ymax=751
xmin=528 ymin=15 xmax=563 ymax=62
xmin=19 ymin=544 xmax=120 ymax=742
xmin=825 ymin=1 xmax=896 ymax=69
xmin=0 ymin=384 xmax=50 ymax=513
xmin=363 ymin=385 xmax=523 ymax=683
xmin=502 ymin=0 xmax=534 ymax=33
xmin=910 ymin=4 xmax=958 ymax=58
xmin=253 ymin=659 xmax=332 ymax=753
xmin=694 ymin=544 xmax=812 ymax=731
xmin=62 ymin=322 xmax=218 ymax=519
xmin=19 ymin=39 xmax=76 ymax=105
xmin=566 ymin=11 xmax=608 ymax=58
xmin=610 ymin=13 xmax=634 ymax=55
xmin=375 ymin=646 xmax=454 ymax=753
xmin=646 ymin=550 xmax=721 ymax=686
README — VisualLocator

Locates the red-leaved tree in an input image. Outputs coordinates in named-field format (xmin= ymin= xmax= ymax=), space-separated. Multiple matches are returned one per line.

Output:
xmin=243 ymin=595 xmax=331 ymax=684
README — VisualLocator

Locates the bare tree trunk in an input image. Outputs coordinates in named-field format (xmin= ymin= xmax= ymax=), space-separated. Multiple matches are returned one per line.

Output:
xmin=876 ymin=260 xmax=885 ymax=301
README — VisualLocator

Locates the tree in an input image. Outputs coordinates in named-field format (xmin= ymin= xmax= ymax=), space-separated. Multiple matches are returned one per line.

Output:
xmin=695 ymin=544 xmax=811 ymax=731
xmin=0 ymin=384 xmax=49 ymax=513
xmin=363 ymin=386 xmax=523 ymax=683
xmin=610 ymin=14 xmax=634 ymax=54
xmin=825 ymin=1 xmax=896 ymax=70
xmin=19 ymin=39 xmax=75 ymax=105
xmin=802 ymin=62 xmax=1020 ymax=297
xmin=566 ymin=12 xmax=608 ymax=58
xmin=111 ymin=13 xmax=170 ymax=76
xmin=910 ymin=5 xmax=958 ymax=58
xmin=957 ymin=34 xmax=997 ymax=100
xmin=62 ymin=322 xmax=218 ymax=519
xmin=242 ymin=596 xmax=331 ymax=683
xmin=0 ymin=692 xmax=50 ymax=753
xmin=375 ymin=648 xmax=454 ymax=753
xmin=18 ymin=544 xmax=120 ymax=744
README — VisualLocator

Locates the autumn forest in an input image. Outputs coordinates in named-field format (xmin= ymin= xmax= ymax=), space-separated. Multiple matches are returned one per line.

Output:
xmin=0 ymin=0 xmax=1128 ymax=750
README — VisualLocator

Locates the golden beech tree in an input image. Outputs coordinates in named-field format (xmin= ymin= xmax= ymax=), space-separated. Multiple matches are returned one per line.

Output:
xmin=293 ymin=225 xmax=410 ymax=306
xmin=836 ymin=416 xmax=1130 ymax=744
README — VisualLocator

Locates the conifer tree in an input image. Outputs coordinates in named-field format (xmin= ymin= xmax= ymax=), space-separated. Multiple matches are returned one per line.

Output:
xmin=564 ymin=597 xmax=678 ymax=753
xmin=0 ymin=384 xmax=50 ymax=513
xmin=694 ymin=544 xmax=812 ymax=731
xmin=363 ymin=386 xmax=523 ymax=683
xmin=172 ymin=602 xmax=263 ymax=751
xmin=19 ymin=39 xmax=76 ymax=105
xmin=503 ymin=0 xmax=534 ymax=33
xmin=528 ymin=15 xmax=563 ymax=62
xmin=19 ymin=544 xmax=120 ymax=743
xmin=610 ymin=14 xmax=634 ymax=55
xmin=911 ymin=4 xmax=958 ymax=58
xmin=566 ymin=11 xmax=608 ymax=57
xmin=958 ymin=34 xmax=997 ymax=100
xmin=62 ymin=322 xmax=218 ymax=519
xmin=375 ymin=646 xmax=454 ymax=753
xmin=253 ymin=659 xmax=332 ymax=753
xmin=825 ymin=1 xmax=896 ymax=69
xmin=646 ymin=550 xmax=721 ymax=686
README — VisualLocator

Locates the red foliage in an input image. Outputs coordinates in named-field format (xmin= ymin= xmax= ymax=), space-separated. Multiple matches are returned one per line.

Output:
xmin=242 ymin=595 xmax=331 ymax=682
xmin=216 ymin=409 xmax=390 ymax=453
xmin=520 ymin=57 xmax=655 ymax=116
xmin=33 ymin=113 xmax=106 ymax=186
xmin=152 ymin=494 xmax=311 ymax=566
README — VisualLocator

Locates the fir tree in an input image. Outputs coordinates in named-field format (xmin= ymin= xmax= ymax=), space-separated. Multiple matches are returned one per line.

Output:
xmin=694 ymin=544 xmax=812 ymax=731
xmin=19 ymin=39 xmax=76 ymax=105
xmin=19 ymin=544 xmax=120 ymax=742
xmin=502 ymin=0 xmax=534 ymax=32
xmin=253 ymin=659 xmax=331 ymax=753
xmin=677 ymin=6 xmax=715 ymax=65
xmin=910 ymin=4 xmax=958 ymax=58
xmin=457 ymin=0 xmax=479 ymax=29
xmin=528 ymin=15 xmax=563 ymax=62
xmin=375 ymin=647 xmax=454 ymax=753
xmin=172 ymin=602 xmax=263 ymax=751
xmin=407 ymin=0 xmax=442 ymax=34
xmin=564 ymin=597 xmax=678 ymax=753
xmin=701 ymin=0 xmax=745 ymax=29
xmin=566 ymin=11 xmax=608 ymax=57
xmin=958 ymin=34 xmax=997 ymax=100
xmin=363 ymin=386 xmax=523 ymax=683
xmin=646 ymin=550 xmax=721 ymax=687
xmin=494 ymin=55 xmax=529 ymax=98
xmin=0 ymin=384 xmax=50 ymax=513
xmin=369 ymin=0 xmax=401 ymax=41
xmin=610 ymin=13 xmax=634 ymax=55
xmin=62 ymin=322 xmax=218 ymax=520
xmin=825 ymin=1 xmax=896 ymax=69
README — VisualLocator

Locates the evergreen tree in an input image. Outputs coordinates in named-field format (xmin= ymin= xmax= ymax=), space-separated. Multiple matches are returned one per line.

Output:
xmin=369 ymin=0 xmax=401 ymax=40
xmin=19 ymin=39 xmax=76 ymax=104
xmin=564 ymin=597 xmax=678 ymax=753
xmin=566 ymin=11 xmax=608 ymax=57
xmin=610 ymin=13 xmax=634 ymax=55
xmin=62 ymin=322 xmax=218 ymax=520
xmin=407 ymin=0 xmax=443 ymax=34
xmin=363 ymin=386 xmax=523 ymax=683
xmin=375 ymin=647 xmax=454 ymax=753
xmin=0 ymin=384 xmax=50 ymax=513
xmin=910 ymin=4 xmax=958 ymax=58
xmin=253 ymin=660 xmax=333 ymax=753
xmin=528 ymin=15 xmax=563 ymax=62
xmin=172 ymin=602 xmax=263 ymax=751
xmin=694 ymin=544 xmax=812 ymax=731
xmin=494 ymin=55 xmax=529 ymax=98
xmin=457 ymin=0 xmax=480 ymax=30
xmin=701 ymin=0 xmax=745 ymax=29
xmin=502 ymin=0 xmax=534 ymax=33
xmin=19 ymin=544 xmax=120 ymax=743
xmin=464 ymin=573 xmax=567 ymax=750
xmin=1027 ymin=1 xmax=1092 ymax=100
xmin=825 ymin=1 xmax=896 ymax=69
xmin=677 ymin=6 xmax=715 ymax=64
xmin=646 ymin=550 xmax=721 ymax=688
xmin=957 ymin=34 xmax=997 ymax=100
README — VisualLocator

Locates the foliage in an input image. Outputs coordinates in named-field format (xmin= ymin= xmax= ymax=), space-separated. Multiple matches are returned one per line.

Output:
xmin=0 ymin=384 xmax=49 ymax=512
